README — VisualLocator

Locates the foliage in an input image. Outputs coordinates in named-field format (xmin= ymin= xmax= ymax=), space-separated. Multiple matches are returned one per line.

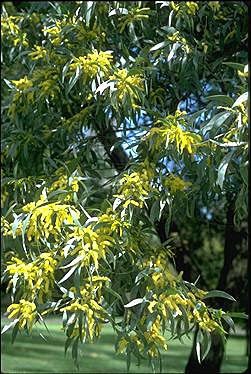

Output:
xmin=1 ymin=1 xmax=248 ymax=371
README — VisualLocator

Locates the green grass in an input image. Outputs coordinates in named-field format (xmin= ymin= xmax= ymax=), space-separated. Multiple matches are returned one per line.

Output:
xmin=1 ymin=319 xmax=248 ymax=373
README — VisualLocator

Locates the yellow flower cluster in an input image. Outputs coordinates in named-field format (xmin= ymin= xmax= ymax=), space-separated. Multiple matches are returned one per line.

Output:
xmin=147 ymin=113 xmax=201 ymax=155
xmin=167 ymin=31 xmax=190 ymax=53
xmin=6 ymin=253 xmax=58 ymax=303
xmin=42 ymin=21 xmax=62 ymax=45
xmin=114 ymin=170 xmax=152 ymax=209
xmin=143 ymin=316 xmax=168 ymax=356
xmin=117 ymin=316 xmax=167 ymax=358
xmin=147 ymin=289 xmax=223 ymax=334
xmin=185 ymin=2 xmax=199 ymax=15
xmin=141 ymin=251 xmax=178 ymax=288
xmin=1 ymin=15 xmax=28 ymax=47
xmin=170 ymin=1 xmax=199 ymax=16
xmin=110 ymin=69 xmax=143 ymax=103
xmin=22 ymin=194 xmax=80 ymax=241
xmin=32 ymin=68 xmax=60 ymax=99
xmin=149 ymin=293 xmax=189 ymax=317
xmin=208 ymin=1 xmax=221 ymax=12
xmin=48 ymin=174 xmax=80 ymax=201
xmin=68 ymin=226 xmax=114 ymax=269
xmin=28 ymin=45 xmax=47 ymax=60
xmin=49 ymin=174 xmax=68 ymax=191
xmin=118 ymin=7 xmax=150 ymax=33
xmin=1 ymin=217 xmax=11 ymax=236
xmin=8 ymin=76 xmax=34 ymax=119
xmin=70 ymin=50 xmax=113 ymax=78
xmin=11 ymin=76 xmax=33 ymax=91
xmin=61 ymin=278 xmax=109 ymax=340
xmin=7 ymin=300 xmax=36 ymax=330
xmin=8 ymin=76 xmax=34 ymax=118
xmin=163 ymin=174 xmax=192 ymax=194
xmin=97 ymin=209 xmax=131 ymax=237
xmin=69 ymin=276 xmax=110 ymax=305
xmin=191 ymin=300 xmax=225 ymax=332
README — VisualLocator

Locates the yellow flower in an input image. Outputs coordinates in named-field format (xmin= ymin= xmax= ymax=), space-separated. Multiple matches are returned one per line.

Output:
xmin=7 ymin=300 xmax=36 ymax=330
xmin=186 ymin=2 xmax=199 ymax=15
xmin=144 ymin=316 xmax=168 ymax=355
xmin=163 ymin=174 xmax=192 ymax=194
xmin=60 ymin=296 xmax=107 ymax=340
xmin=70 ymin=50 xmax=113 ymax=78
xmin=110 ymin=69 xmax=143 ymax=102
xmin=29 ymin=45 xmax=47 ymax=60
xmin=114 ymin=170 xmax=152 ymax=209
xmin=97 ymin=209 xmax=130 ymax=237
xmin=6 ymin=253 xmax=58 ymax=303
xmin=117 ymin=337 xmax=129 ymax=353
xmin=146 ymin=112 xmax=201 ymax=155
xmin=42 ymin=22 xmax=62 ymax=45
xmin=1 ymin=217 xmax=11 ymax=236
xmin=71 ymin=178 xmax=79 ymax=192
xmin=22 ymin=195 xmax=80 ymax=241
xmin=11 ymin=76 xmax=33 ymax=91
xmin=1 ymin=15 xmax=28 ymax=47
xmin=68 ymin=226 xmax=114 ymax=269
xmin=208 ymin=1 xmax=221 ymax=12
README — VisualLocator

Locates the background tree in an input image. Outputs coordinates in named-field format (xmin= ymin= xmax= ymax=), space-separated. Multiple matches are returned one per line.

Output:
xmin=1 ymin=1 xmax=248 ymax=372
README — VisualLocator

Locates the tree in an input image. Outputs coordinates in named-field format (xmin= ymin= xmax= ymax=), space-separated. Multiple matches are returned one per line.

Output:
xmin=1 ymin=1 xmax=248 ymax=372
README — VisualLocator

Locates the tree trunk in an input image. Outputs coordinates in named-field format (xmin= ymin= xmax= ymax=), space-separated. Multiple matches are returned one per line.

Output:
xmin=96 ymin=121 xmax=129 ymax=172
xmin=185 ymin=197 xmax=241 ymax=374
xmin=186 ymin=328 xmax=227 ymax=374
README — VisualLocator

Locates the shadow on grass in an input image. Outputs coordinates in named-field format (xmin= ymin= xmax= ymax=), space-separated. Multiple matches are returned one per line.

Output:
xmin=1 ymin=322 xmax=248 ymax=373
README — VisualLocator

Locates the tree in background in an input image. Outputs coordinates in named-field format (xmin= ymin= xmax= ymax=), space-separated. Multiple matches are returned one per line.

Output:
xmin=1 ymin=1 xmax=248 ymax=372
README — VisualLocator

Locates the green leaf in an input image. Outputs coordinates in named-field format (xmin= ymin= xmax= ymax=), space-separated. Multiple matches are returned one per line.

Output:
xmin=222 ymin=315 xmax=235 ymax=333
xmin=104 ymin=286 xmax=123 ymax=303
xmin=201 ymin=330 xmax=212 ymax=361
xmin=232 ymin=92 xmax=248 ymax=107
xmin=3 ymin=78 xmax=15 ymax=89
xmin=227 ymin=312 xmax=248 ymax=319
xmin=11 ymin=322 xmax=19 ymax=344
xmin=66 ymin=65 xmax=81 ymax=94
xmin=1 ymin=319 xmax=19 ymax=334
xmin=216 ymin=151 xmax=234 ymax=189
xmin=60 ymin=255 xmax=83 ymax=269
xmin=203 ymin=290 xmax=236 ymax=302
xmin=69 ymin=207 xmax=81 ymax=227
xmin=205 ymin=95 xmax=234 ymax=106
xmin=58 ymin=264 xmax=79 ymax=284
xmin=108 ymin=8 xmax=128 ymax=17
xmin=239 ymin=164 xmax=248 ymax=185
xmin=202 ymin=112 xmax=231 ymax=135
xmin=196 ymin=329 xmax=203 ymax=363
xmin=124 ymin=298 xmax=144 ymax=308
xmin=149 ymin=200 xmax=160 ymax=223
xmin=64 ymin=336 xmax=73 ymax=355
xmin=150 ymin=41 xmax=167 ymax=52
xmin=62 ymin=61 xmax=71 ymax=83
xmin=71 ymin=336 xmax=79 ymax=367
xmin=222 ymin=62 xmax=245 ymax=70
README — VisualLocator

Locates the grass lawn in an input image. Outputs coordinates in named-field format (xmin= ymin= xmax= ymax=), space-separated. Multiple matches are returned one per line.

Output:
xmin=1 ymin=318 xmax=248 ymax=373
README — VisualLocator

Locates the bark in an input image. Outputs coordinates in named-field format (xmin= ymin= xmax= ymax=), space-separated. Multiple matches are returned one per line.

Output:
xmin=185 ymin=197 xmax=243 ymax=374
xmin=96 ymin=123 xmax=129 ymax=172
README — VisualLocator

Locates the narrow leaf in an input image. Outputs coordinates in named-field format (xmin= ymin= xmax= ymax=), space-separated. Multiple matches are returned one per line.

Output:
xmin=1 ymin=319 xmax=19 ymax=334
xmin=203 ymin=290 xmax=236 ymax=302
xmin=58 ymin=265 xmax=79 ymax=284
xmin=124 ymin=298 xmax=144 ymax=308
xmin=216 ymin=151 xmax=234 ymax=189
